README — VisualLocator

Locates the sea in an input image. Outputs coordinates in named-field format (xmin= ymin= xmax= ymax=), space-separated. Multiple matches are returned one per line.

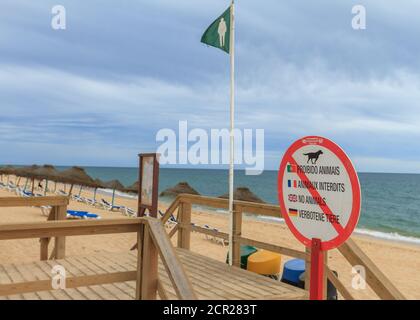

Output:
xmin=56 ymin=166 xmax=420 ymax=245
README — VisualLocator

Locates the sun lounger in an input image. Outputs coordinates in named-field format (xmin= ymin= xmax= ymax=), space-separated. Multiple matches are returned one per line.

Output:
xmin=100 ymin=198 xmax=122 ymax=211
xmin=7 ymin=182 xmax=16 ymax=191
xmin=83 ymin=198 xmax=97 ymax=206
xmin=55 ymin=190 xmax=67 ymax=196
xmin=71 ymin=195 xmax=85 ymax=202
xmin=67 ymin=210 xmax=100 ymax=220
xmin=203 ymin=225 xmax=214 ymax=240
xmin=213 ymin=228 xmax=228 ymax=246
xmin=121 ymin=207 xmax=136 ymax=217
xmin=22 ymin=190 xmax=34 ymax=197
xmin=201 ymin=224 xmax=228 ymax=246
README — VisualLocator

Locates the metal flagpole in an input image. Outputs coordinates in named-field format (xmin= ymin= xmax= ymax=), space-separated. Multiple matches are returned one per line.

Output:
xmin=228 ymin=0 xmax=235 ymax=266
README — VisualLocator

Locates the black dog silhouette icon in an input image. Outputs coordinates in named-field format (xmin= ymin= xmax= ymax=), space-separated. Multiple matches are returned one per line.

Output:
xmin=303 ymin=150 xmax=323 ymax=164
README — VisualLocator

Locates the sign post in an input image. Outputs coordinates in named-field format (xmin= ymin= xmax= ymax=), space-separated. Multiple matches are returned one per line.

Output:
xmin=278 ymin=136 xmax=361 ymax=300
xmin=309 ymin=238 xmax=323 ymax=300
xmin=138 ymin=153 xmax=160 ymax=217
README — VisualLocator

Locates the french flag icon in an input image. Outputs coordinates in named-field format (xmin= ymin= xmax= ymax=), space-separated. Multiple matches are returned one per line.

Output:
xmin=288 ymin=180 xmax=297 ymax=188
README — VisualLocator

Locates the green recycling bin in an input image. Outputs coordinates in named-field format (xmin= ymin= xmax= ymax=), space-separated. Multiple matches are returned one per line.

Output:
xmin=226 ymin=245 xmax=258 ymax=269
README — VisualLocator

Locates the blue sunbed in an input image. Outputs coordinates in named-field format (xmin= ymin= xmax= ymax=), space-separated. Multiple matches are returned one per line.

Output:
xmin=67 ymin=210 xmax=100 ymax=219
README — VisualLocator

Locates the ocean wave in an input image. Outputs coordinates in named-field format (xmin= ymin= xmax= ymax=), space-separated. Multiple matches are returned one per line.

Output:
xmin=354 ymin=228 xmax=420 ymax=245
xmin=96 ymin=188 xmax=138 ymax=200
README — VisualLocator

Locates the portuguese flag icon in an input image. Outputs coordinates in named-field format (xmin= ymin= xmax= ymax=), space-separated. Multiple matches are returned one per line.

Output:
xmin=287 ymin=164 xmax=297 ymax=173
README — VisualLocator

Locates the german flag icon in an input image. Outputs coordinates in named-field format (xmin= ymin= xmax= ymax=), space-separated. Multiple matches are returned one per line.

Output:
xmin=289 ymin=208 xmax=298 ymax=217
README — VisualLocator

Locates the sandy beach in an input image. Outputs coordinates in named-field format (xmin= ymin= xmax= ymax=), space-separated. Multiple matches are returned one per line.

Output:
xmin=0 ymin=180 xmax=419 ymax=300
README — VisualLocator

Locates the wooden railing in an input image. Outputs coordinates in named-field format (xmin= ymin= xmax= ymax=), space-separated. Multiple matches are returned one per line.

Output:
xmin=0 ymin=196 xmax=69 ymax=260
xmin=0 ymin=196 xmax=196 ymax=300
xmin=161 ymin=194 xmax=405 ymax=300
xmin=138 ymin=217 xmax=196 ymax=300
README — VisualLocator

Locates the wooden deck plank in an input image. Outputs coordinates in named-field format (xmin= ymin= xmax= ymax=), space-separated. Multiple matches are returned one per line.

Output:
xmin=177 ymin=250 xmax=288 ymax=298
xmin=0 ymin=249 xmax=306 ymax=300
xmin=62 ymin=256 xmax=119 ymax=300
xmin=79 ymin=255 xmax=133 ymax=300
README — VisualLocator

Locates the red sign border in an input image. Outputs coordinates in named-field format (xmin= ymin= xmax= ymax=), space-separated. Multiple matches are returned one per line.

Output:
xmin=278 ymin=136 xmax=361 ymax=250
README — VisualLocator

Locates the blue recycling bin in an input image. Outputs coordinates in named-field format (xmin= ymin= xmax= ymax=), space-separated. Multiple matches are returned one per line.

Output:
xmin=281 ymin=259 xmax=305 ymax=288
xmin=281 ymin=258 xmax=338 ymax=300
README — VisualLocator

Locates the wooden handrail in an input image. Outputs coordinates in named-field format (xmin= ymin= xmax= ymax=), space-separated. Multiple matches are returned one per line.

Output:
xmin=146 ymin=217 xmax=196 ymax=300
xmin=338 ymin=238 xmax=405 ymax=300
xmin=239 ymin=237 xmax=307 ymax=260
xmin=161 ymin=198 xmax=180 ymax=224
xmin=0 ymin=271 xmax=137 ymax=296
xmin=325 ymin=265 xmax=354 ymax=300
xmin=176 ymin=194 xmax=282 ymax=217
xmin=0 ymin=218 xmax=143 ymax=240
xmin=0 ymin=196 xmax=69 ymax=207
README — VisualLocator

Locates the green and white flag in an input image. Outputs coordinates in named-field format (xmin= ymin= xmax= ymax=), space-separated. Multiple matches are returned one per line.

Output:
xmin=201 ymin=6 xmax=231 ymax=54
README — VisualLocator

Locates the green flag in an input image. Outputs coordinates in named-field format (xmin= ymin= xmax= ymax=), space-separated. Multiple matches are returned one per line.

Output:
xmin=201 ymin=6 xmax=231 ymax=54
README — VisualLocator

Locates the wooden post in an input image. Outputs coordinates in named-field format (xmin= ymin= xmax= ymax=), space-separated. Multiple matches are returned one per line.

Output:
xmin=40 ymin=206 xmax=57 ymax=260
xmin=305 ymin=246 xmax=311 ymax=291
xmin=135 ymin=224 xmax=144 ymax=300
xmin=232 ymin=205 xmax=242 ymax=267
xmin=54 ymin=205 xmax=67 ymax=259
xmin=323 ymin=251 xmax=329 ymax=300
xmin=136 ymin=224 xmax=158 ymax=300
xmin=177 ymin=201 xmax=191 ymax=250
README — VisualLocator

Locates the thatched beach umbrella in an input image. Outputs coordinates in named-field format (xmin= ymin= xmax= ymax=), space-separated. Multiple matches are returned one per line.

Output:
xmin=32 ymin=164 xmax=61 ymax=195
xmin=218 ymin=187 xmax=265 ymax=204
xmin=0 ymin=165 xmax=16 ymax=184
xmin=124 ymin=181 xmax=139 ymax=194
xmin=12 ymin=166 xmax=27 ymax=187
xmin=16 ymin=165 xmax=40 ymax=193
xmin=102 ymin=180 xmax=125 ymax=206
xmin=57 ymin=166 xmax=95 ymax=196
xmin=159 ymin=182 xmax=200 ymax=197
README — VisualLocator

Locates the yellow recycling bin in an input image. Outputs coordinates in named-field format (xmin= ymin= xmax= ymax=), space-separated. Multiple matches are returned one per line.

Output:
xmin=247 ymin=250 xmax=282 ymax=280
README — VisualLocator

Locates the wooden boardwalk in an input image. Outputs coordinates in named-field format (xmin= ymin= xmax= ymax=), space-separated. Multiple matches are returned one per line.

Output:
xmin=0 ymin=249 xmax=306 ymax=300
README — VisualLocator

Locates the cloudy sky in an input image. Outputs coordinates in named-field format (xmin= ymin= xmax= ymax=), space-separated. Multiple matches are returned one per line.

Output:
xmin=1 ymin=0 xmax=420 ymax=173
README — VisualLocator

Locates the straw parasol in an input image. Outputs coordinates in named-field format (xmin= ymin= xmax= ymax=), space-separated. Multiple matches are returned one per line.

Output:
xmin=57 ymin=166 xmax=95 ymax=196
xmin=159 ymin=182 xmax=200 ymax=197
xmin=15 ymin=165 xmax=40 ymax=178
xmin=218 ymin=187 xmax=265 ymax=204
xmin=14 ymin=165 xmax=40 ymax=192
xmin=32 ymin=165 xmax=61 ymax=195
xmin=124 ymin=181 xmax=139 ymax=194
xmin=102 ymin=180 xmax=125 ymax=206
xmin=0 ymin=165 xmax=16 ymax=183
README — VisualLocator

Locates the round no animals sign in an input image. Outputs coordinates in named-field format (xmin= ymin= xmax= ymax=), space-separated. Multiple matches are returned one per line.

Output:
xmin=278 ymin=136 xmax=361 ymax=250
